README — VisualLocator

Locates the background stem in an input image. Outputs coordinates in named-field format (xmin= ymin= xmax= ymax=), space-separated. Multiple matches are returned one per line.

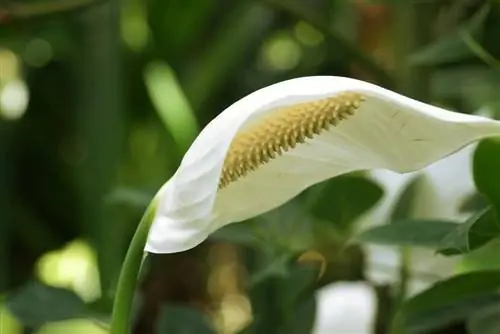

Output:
xmin=390 ymin=1 xmax=435 ymax=333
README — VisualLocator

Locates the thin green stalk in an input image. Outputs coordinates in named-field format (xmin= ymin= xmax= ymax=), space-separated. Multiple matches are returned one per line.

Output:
xmin=461 ymin=30 xmax=500 ymax=71
xmin=109 ymin=201 xmax=157 ymax=334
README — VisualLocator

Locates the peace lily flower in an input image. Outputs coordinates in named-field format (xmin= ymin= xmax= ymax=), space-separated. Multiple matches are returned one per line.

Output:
xmin=111 ymin=77 xmax=500 ymax=334
xmin=145 ymin=76 xmax=500 ymax=254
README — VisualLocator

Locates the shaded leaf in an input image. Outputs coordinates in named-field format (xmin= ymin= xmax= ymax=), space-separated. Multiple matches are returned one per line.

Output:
xmin=467 ymin=303 xmax=500 ymax=334
xmin=473 ymin=138 xmax=500 ymax=214
xmin=156 ymin=304 xmax=215 ymax=334
xmin=395 ymin=270 xmax=500 ymax=333
xmin=410 ymin=4 xmax=490 ymax=65
xmin=279 ymin=295 xmax=316 ymax=334
xmin=278 ymin=264 xmax=318 ymax=309
xmin=310 ymin=175 xmax=383 ymax=230
xmin=390 ymin=175 xmax=423 ymax=222
xmin=247 ymin=253 xmax=294 ymax=287
xmin=438 ymin=207 xmax=500 ymax=255
xmin=210 ymin=223 xmax=262 ymax=247
xmin=5 ymin=282 xmax=87 ymax=327
xmin=403 ymin=294 xmax=500 ymax=334
xmin=355 ymin=220 xmax=459 ymax=248
xmin=459 ymin=192 xmax=489 ymax=213
xmin=240 ymin=263 xmax=317 ymax=334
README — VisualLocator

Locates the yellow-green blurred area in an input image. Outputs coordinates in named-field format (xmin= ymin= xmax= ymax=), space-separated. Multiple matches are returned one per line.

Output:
xmin=1 ymin=0 xmax=500 ymax=334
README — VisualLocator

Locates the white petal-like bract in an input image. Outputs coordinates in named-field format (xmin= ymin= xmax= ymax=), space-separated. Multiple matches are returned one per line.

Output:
xmin=146 ymin=76 xmax=500 ymax=253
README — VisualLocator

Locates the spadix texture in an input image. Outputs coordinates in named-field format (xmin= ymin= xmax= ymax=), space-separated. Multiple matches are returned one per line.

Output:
xmin=146 ymin=76 xmax=500 ymax=254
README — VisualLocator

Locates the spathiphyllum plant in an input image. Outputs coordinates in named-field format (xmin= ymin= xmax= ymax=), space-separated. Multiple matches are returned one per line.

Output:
xmin=109 ymin=76 xmax=500 ymax=334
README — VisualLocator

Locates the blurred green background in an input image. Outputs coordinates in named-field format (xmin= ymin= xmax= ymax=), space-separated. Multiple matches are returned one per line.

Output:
xmin=1 ymin=0 xmax=500 ymax=333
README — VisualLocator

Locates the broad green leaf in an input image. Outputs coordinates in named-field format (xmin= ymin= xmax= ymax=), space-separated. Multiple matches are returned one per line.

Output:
xmin=355 ymin=220 xmax=459 ymax=248
xmin=409 ymin=4 xmax=490 ymax=65
xmin=467 ymin=303 xmax=500 ymax=334
xmin=438 ymin=207 xmax=500 ymax=256
xmin=395 ymin=270 xmax=500 ymax=333
xmin=473 ymin=138 xmax=500 ymax=213
xmin=5 ymin=282 xmax=87 ymax=327
xmin=310 ymin=175 xmax=383 ymax=231
xmin=156 ymin=305 xmax=215 ymax=334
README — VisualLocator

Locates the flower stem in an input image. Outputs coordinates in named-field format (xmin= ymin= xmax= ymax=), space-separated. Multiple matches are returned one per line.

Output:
xmin=109 ymin=201 xmax=157 ymax=334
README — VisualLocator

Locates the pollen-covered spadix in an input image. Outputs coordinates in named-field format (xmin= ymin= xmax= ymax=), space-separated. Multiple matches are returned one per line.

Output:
xmin=145 ymin=76 xmax=500 ymax=254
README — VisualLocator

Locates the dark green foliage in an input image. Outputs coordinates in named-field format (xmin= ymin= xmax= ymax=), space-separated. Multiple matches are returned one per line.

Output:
xmin=156 ymin=305 xmax=216 ymax=334
xmin=394 ymin=271 xmax=500 ymax=333
xmin=5 ymin=282 xmax=87 ymax=327
xmin=3 ymin=0 xmax=500 ymax=333
xmin=356 ymin=220 xmax=460 ymax=248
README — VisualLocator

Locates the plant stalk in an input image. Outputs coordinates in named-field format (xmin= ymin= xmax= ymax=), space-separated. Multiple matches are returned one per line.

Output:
xmin=109 ymin=201 xmax=156 ymax=334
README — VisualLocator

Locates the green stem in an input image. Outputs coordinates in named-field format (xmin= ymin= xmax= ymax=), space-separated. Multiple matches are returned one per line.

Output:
xmin=109 ymin=201 xmax=157 ymax=334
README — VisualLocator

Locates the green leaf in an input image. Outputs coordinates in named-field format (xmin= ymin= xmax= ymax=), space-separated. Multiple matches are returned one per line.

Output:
xmin=278 ymin=295 xmax=316 ymax=334
xmin=278 ymin=264 xmax=318 ymax=309
xmin=438 ymin=207 xmax=500 ymax=256
xmin=473 ymin=138 xmax=500 ymax=214
xmin=460 ymin=239 xmax=500 ymax=272
xmin=467 ymin=303 xmax=500 ymax=334
xmin=156 ymin=305 xmax=215 ymax=334
xmin=247 ymin=253 xmax=294 ymax=287
xmin=389 ymin=175 xmax=423 ymax=222
xmin=409 ymin=4 xmax=490 ymax=65
xmin=395 ymin=270 xmax=500 ymax=333
xmin=5 ymin=282 xmax=87 ymax=327
xmin=459 ymin=192 xmax=489 ymax=214
xmin=310 ymin=175 xmax=383 ymax=231
xmin=355 ymin=220 xmax=459 ymax=248
xmin=240 ymin=263 xmax=317 ymax=334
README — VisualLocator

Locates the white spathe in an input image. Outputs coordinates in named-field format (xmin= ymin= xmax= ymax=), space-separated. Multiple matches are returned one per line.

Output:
xmin=146 ymin=76 xmax=500 ymax=254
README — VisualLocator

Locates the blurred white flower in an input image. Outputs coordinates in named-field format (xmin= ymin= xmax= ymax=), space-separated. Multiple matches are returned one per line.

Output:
xmin=313 ymin=282 xmax=377 ymax=334
xmin=145 ymin=76 xmax=500 ymax=254
xmin=362 ymin=133 xmax=480 ymax=294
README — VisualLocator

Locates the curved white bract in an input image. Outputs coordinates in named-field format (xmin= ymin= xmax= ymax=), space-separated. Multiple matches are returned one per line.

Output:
xmin=146 ymin=76 xmax=500 ymax=254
